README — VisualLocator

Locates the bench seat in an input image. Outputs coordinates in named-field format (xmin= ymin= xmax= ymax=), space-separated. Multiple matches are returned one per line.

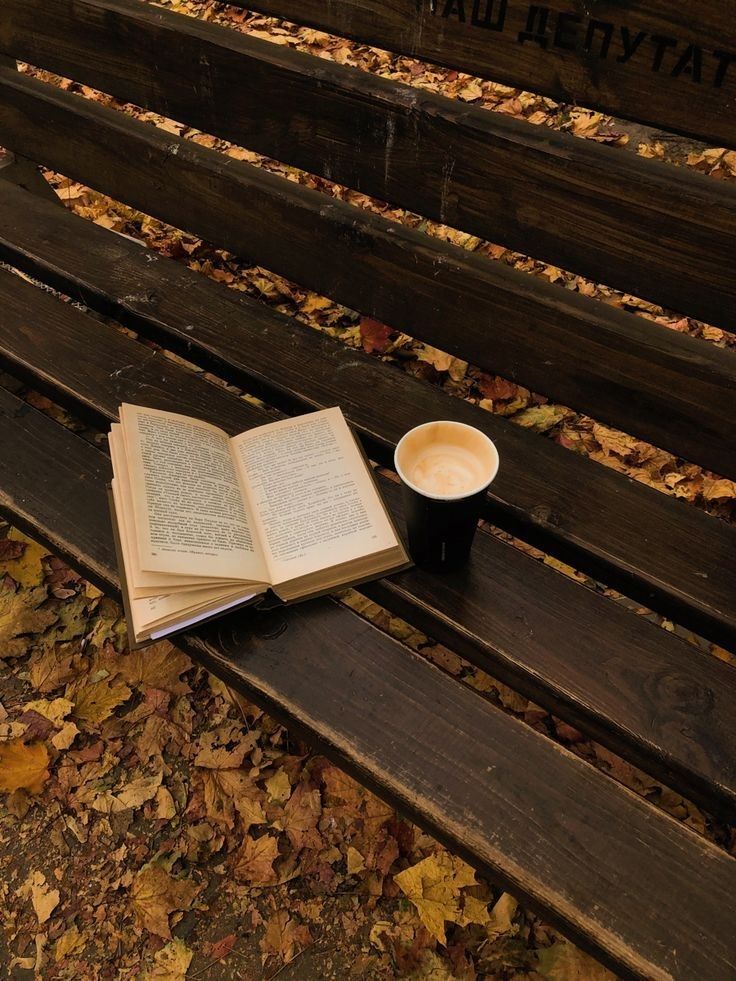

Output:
xmin=2 ymin=380 xmax=736 ymax=981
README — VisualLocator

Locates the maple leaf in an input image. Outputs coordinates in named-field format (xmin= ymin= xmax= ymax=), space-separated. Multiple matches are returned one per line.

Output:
xmin=536 ymin=941 xmax=615 ymax=980
xmin=265 ymin=767 xmax=291 ymax=803
xmin=194 ymin=722 xmax=257 ymax=769
xmin=116 ymin=642 xmax=192 ymax=695
xmin=416 ymin=345 xmax=455 ymax=373
xmin=71 ymin=677 xmax=132 ymax=725
xmin=115 ymin=772 xmax=163 ymax=809
xmin=149 ymin=938 xmax=194 ymax=980
xmin=201 ymin=768 xmax=264 ymax=829
xmin=24 ymin=697 xmax=74 ymax=726
xmin=476 ymin=373 xmax=518 ymax=401
xmin=0 ymin=739 xmax=50 ymax=794
xmin=28 ymin=644 xmax=79 ymax=692
xmin=259 ymin=909 xmax=312 ymax=966
xmin=394 ymin=853 xmax=477 ymax=945
xmin=54 ymin=924 xmax=86 ymax=962
xmin=233 ymin=834 xmax=279 ymax=885
xmin=513 ymin=404 xmax=569 ymax=433
xmin=130 ymin=862 xmax=199 ymax=938
xmin=0 ymin=588 xmax=58 ymax=659
xmin=281 ymin=781 xmax=322 ymax=850
xmin=360 ymin=317 xmax=392 ymax=354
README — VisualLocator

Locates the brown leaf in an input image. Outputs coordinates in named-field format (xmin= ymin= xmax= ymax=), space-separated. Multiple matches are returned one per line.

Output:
xmin=130 ymin=862 xmax=199 ymax=938
xmin=282 ymin=781 xmax=322 ymax=850
xmin=233 ymin=834 xmax=279 ymax=885
xmin=29 ymin=645 xmax=79 ymax=693
xmin=476 ymin=374 xmax=518 ymax=401
xmin=0 ymin=740 xmax=50 ymax=794
xmin=116 ymin=642 xmax=192 ymax=694
xmin=360 ymin=318 xmax=392 ymax=354
xmin=194 ymin=723 xmax=257 ymax=769
xmin=260 ymin=909 xmax=312 ymax=966
xmin=71 ymin=678 xmax=132 ymax=725
xmin=205 ymin=933 xmax=237 ymax=962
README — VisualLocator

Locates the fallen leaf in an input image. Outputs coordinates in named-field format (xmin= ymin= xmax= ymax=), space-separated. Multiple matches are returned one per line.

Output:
xmin=259 ymin=909 xmax=312 ymax=965
xmin=149 ymin=937 xmax=194 ymax=980
xmin=233 ymin=834 xmax=279 ymax=885
xmin=205 ymin=933 xmax=237 ymax=962
xmin=116 ymin=772 xmax=163 ymax=809
xmin=155 ymin=786 xmax=177 ymax=820
xmin=537 ymin=940 xmax=615 ymax=980
xmin=394 ymin=853 xmax=477 ymax=944
xmin=116 ymin=642 xmax=192 ymax=695
xmin=0 ymin=588 xmax=57 ymax=659
xmin=24 ymin=697 xmax=74 ymax=726
xmin=513 ymin=404 xmax=569 ymax=432
xmin=360 ymin=318 xmax=392 ymax=354
xmin=54 ymin=924 xmax=86 ymax=962
xmin=347 ymin=846 xmax=366 ymax=875
xmin=130 ymin=862 xmax=199 ymax=938
xmin=194 ymin=723 xmax=256 ymax=769
xmin=17 ymin=871 xmax=60 ymax=924
xmin=29 ymin=645 xmax=79 ymax=692
xmin=51 ymin=721 xmax=79 ymax=751
xmin=265 ymin=767 xmax=291 ymax=803
xmin=281 ymin=781 xmax=322 ymax=850
xmin=0 ymin=740 xmax=50 ymax=794
xmin=71 ymin=678 xmax=131 ymax=725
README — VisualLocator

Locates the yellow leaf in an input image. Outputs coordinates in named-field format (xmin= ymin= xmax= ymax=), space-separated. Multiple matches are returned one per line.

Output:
xmin=0 ymin=588 xmax=57 ymax=659
xmin=0 ymin=740 xmax=50 ymax=794
xmin=394 ymin=853 xmax=477 ymax=944
xmin=51 ymin=721 xmax=79 ymax=751
xmin=55 ymin=924 xmax=86 ymax=962
xmin=194 ymin=723 xmax=256 ymax=769
xmin=537 ymin=941 xmax=616 ymax=980
xmin=3 ymin=529 xmax=48 ymax=587
xmin=347 ymin=846 xmax=366 ymax=875
xmin=17 ymin=870 xmax=60 ymax=924
xmin=130 ymin=863 xmax=199 ymax=938
xmin=233 ymin=835 xmax=279 ymax=885
xmin=24 ymin=697 xmax=74 ymax=726
xmin=458 ymin=894 xmax=490 ymax=927
xmin=116 ymin=772 xmax=163 ymax=809
xmin=486 ymin=892 xmax=518 ymax=938
xmin=148 ymin=937 xmax=194 ymax=980
xmin=116 ymin=642 xmax=191 ymax=695
xmin=265 ymin=768 xmax=291 ymax=803
xmin=513 ymin=404 xmax=568 ymax=432
xmin=154 ymin=786 xmax=177 ymax=820
xmin=71 ymin=678 xmax=131 ymax=725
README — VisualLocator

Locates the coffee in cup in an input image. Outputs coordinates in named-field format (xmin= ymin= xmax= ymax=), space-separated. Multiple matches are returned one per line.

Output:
xmin=394 ymin=421 xmax=499 ymax=570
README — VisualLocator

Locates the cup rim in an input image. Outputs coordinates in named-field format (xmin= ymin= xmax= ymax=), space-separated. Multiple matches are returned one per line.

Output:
xmin=394 ymin=420 xmax=500 ymax=502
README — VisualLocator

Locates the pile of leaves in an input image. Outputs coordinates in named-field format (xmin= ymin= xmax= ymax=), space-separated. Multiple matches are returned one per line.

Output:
xmin=1 ymin=526 xmax=620 ymax=979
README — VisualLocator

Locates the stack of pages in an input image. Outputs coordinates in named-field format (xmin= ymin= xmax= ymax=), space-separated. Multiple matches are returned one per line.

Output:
xmin=109 ymin=404 xmax=409 ymax=646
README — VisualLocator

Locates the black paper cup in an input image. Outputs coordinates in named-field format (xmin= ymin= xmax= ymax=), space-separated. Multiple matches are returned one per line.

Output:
xmin=394 ymin=421 xmax=499 ymax=571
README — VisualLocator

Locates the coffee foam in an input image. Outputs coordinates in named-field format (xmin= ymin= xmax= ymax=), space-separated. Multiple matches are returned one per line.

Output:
xmin=395 ymin=420 xmax=499 ymax=500
xmin=409 ymin=443 xmax=485 ymax=496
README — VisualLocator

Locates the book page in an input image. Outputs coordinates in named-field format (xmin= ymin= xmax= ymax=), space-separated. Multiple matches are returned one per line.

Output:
xmin=120 ymin=403 xmax=268 ymax=582
xmin=231 ymin=408 xmax=399 ymax=585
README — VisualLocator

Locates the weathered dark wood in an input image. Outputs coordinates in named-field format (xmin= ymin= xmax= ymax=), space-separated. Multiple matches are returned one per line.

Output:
xmin=4 ymin=0 xmax=736 ymax=336
xmin=222 ymin=0 xmax=736 ymax=151
xmin=0 ymin=55 xmax=58 ymax=202
xmin=1 ymin=181 xmax=735 ymax=654
xmin=2 ymin=260 xmax=736 ymax=819
xmin=1 ymin=70 xmax=735 ymax=484
xmin=1 ymin=383 xmax=735 ymax=981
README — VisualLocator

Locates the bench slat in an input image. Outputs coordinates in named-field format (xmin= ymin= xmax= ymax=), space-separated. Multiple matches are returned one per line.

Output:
xmin=218 ymin=0 xmax=736 ymax=151
xmin=0 ymin=70 xmax=735 ymax=486
xmin=4 ymin=0 xmax=736 ymax=336
xmin=1 ymin=383 xmax=735 ymax=981
xmin=2 ymin=258 xmax=736 ymax=820
xmin=1 ymin=180 xmax=735 ymax=655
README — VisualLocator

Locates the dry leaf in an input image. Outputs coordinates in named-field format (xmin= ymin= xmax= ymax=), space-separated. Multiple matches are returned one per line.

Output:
xmin=265 ymin=767 xmax=291 ymax=803
xmin=24 ymin=697 xmax=73 ymax=726
xmin=260 ymin=909 xmax=312 ymax=966
xmin=72 ymin=678 xmax=132 ymax=725
xmin=116 ymin=772 xmax=163 ymax=809
xmin=17 ymin=871 xmax=60 ymax=924
xmin=233 ymin=834 xmax=279 ymax=885
xmin=537 ymin=941 xmax=615 ymax=980
xmin=394 ymin=853 xmax=477 ymax=944
xmin=130 ymin=863 xmax=199 ymax=938
xmin=347 ymin=846 xmax=366 ymax=874
xmin=359 ymin=317 xmax=392 ymax=354
xmin=281 ymin=781 xmax=322 ymax=850
xmin=148 ymin=937 xmax=194 ymax=980
xmin=116 ymin=642 xmax=192 ymax=695
xmin=54 ymin=924 xmax=86 ymax=962
xmin=195 ymin=723 xmax=256 ymax=769
xmin=0 ymin=740 xmax=50 ymax=794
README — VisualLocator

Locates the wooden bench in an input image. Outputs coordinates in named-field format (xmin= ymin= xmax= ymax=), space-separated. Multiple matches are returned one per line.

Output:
xmin=1 ymin=1 xmax=735 ymax=976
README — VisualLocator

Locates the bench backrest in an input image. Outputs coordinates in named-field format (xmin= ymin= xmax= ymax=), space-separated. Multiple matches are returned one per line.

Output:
xmin=0 ymin=0 xmax=735 ymax=477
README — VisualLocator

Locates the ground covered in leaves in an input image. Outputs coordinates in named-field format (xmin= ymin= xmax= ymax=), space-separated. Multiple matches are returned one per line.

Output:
xmin=1 ymin=527 xmax=617 ymax=980
xmin=2 ymin=0 xmax=736 ymax=977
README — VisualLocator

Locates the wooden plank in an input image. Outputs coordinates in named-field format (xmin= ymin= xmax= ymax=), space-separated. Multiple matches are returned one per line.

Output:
xmin=0 ymin=72 xmax=735 ymax=484
xmin=2 ymin=262 xmax=736 ymax=821
xmin=4 ymin=0 xmax=736 ymax=336
xmin=1 ymin=384 xmax=735 ymax=981
xmin=0 ymin=55 xmax=58 ymax=202
xmin=1 ymin=180 xmax=735 ymax=654
xmin=220 ymin=0 xmax=736 ymax=150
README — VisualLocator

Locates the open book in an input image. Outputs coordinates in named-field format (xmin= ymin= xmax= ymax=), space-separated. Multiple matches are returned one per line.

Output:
xmin=109 ymin=404 xmax=410 ymax=646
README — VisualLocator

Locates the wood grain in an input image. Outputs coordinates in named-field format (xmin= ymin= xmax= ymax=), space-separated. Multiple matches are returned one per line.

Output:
xmin=4 ymin=0 xmax=736 ymax=334
xmin=2 ymin=261 xmax=736 ymax=819
xmin=222 ymin=0 xmax=736 ymax=150
xmin=1 ymin=181 xmax=734 ymax=653
xmin=1 ymin=382 xmax=736 ymax=980
xmin=0 ymin=70 xmax=735 ymax=484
